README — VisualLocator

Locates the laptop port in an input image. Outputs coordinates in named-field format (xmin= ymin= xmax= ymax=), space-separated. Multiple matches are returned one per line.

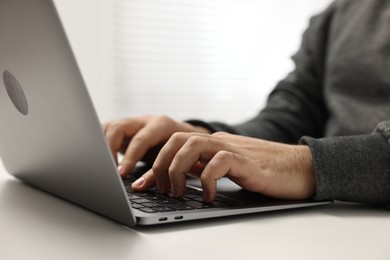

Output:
xmin=159 ymin=217 xmax=168 ymax=222
xmin=174 ymin=216 xmax=183 ymax=220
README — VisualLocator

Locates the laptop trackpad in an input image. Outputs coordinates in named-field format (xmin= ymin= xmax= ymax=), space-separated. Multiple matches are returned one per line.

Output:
xmin=186 ymin=177 xmax=275 ymax=203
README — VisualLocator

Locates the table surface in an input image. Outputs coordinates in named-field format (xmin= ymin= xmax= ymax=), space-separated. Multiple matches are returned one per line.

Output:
xmin=1 ymin=160 xmax=390 ymax=260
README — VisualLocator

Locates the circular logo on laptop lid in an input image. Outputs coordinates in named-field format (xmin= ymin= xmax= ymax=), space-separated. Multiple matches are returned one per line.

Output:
xmin=3 ymin=70 xmax=29 ymax=115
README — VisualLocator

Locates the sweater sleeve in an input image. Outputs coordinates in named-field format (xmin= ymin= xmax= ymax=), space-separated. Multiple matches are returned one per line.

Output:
xmin=300 ymin=121 xmax=390 ymax=205
xmin=188 ymin=3 xmax=336 ymax=143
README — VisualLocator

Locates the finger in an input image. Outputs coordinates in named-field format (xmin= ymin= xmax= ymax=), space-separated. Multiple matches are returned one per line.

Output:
xmin=105 ymin=128 xmax=124 ymax=165
xmin=101 ymin=123 xmax=107 ymax=134
xmin=131 ymin=169 xmax=156 ymax=192
xmin=101 ymin=121 xmax=110 ymax=135
xmin=104 ymin=119 xmax=145 ymax=173
xmin=200 ymin=151 xmax=246 ymax=202
xmin=120 ymin=131 xmax=153 ymax=177
xmin=120 ymin=120 xmax=175 ymax=177
xmin=168 ymin=134 xmax=224 ymax=197
xmin=151 ymin=132 xmax=192 ymax=194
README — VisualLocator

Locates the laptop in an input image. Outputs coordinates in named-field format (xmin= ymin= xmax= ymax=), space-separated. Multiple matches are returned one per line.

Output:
xmin=0 ymin=0 xmax=331 ymax=227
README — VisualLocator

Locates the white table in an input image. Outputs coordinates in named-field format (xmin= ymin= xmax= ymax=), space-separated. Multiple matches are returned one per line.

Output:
xmin=0 ymin=160 xmax=389 ymax=260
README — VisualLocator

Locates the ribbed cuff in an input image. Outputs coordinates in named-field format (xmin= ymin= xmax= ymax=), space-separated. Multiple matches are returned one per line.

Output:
xmin=300 ymin=133 xmax=390 ymax=204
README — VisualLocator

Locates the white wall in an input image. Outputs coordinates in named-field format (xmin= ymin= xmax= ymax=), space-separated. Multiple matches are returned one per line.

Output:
xmin=54 ymin=0 xmax=333 ymax=123
xmin=53 ymin=0 xmax=104 ymax=115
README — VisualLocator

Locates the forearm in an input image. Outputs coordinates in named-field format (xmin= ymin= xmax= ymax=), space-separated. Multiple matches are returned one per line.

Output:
xmin=187 ymin=78 xmax=328 ymax=144
xmin=230 ymin=79 xmax=328 ymax=143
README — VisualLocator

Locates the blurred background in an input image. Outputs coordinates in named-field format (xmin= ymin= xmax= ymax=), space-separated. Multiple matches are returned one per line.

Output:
xmin=54 ymin=0 xmax=332 ymax=123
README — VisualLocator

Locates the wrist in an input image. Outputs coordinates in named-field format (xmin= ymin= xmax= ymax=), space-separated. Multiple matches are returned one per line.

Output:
xmin=297 ymin=145 xmax=316 ymax=198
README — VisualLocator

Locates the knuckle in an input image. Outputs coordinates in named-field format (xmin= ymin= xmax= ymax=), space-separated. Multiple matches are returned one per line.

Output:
xmin=214 ymin=150 xmax=245 ymax=165
xmin=107 ymin=120 xmax=126 ymax=133
xmin=214 ymin=150 xmax=232 ymax=162
xmin=156 ymin=115 xmax=174 ymax=125
xmin=200 ymin=171 xmax=212 ymax=182
xmin=170 ymin=131 xmax=182 ymax=139
xmin=152 ymin=160 xmax=164 ymax=173
xmin=212 ymin=131 xmax=228 ymax=137
xmin=104 ymin=120 xmax=116 ymax=130
xmin=186 ymin=136 xmax=204 ymax=147
xmin=132 ymin=133 xmax=148 ymax=144
xmin=118 ymin=118 xmax=129 ymax=124
xmin=168 ymin=164 xmax=179 ymax=178
xmin=231 ymin=152 xmax=246 ymax=166
xmin=170 ymin=132 xmax=186 ymax=142
xmin=168 ymin=154 xmax=184 ymax=176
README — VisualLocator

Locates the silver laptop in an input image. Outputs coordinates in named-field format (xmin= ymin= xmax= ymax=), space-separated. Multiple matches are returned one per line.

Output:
xmin=0 ymin=0 xmax=331 ymax=227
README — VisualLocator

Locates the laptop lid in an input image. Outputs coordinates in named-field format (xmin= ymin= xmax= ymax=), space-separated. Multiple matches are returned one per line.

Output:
xmin=0 ymin=0 xmax=136 ymax=227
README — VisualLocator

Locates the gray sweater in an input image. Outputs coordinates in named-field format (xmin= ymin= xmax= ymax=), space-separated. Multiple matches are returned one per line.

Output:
xmin=188 ymin=0 xmax=390 ymax=204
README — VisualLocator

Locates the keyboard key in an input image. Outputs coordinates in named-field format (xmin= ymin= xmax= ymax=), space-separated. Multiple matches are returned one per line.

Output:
xmin=166 ymin=203 xmax=194 ymax=210
xmin=127 ymin=184 xmax=241 ymax=213
xmin=127 ymin=193 xmax=143 ymax=200
xmin=185 ymin=201 xmax=210 ymax=209
xmin=141 ymin=202 xmax=160 ymax=208
xmin=151 ymin=206 xmax=175 ymax=212
xmin=138 ymin=207 xmax=157 ymax=213
xmin=131 ymin=198 xmax=153 ymax=204
xmin=130 ymin=203 xmax=144 ymax=209
xmin=211 ymin=201 xmax=228 ymax=207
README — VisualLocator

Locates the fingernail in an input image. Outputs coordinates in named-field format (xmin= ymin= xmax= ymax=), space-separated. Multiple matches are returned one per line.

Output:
xmin=133 ymin=177 xmax=145 ymax=187
xmin=118 ymin=165 xmax=124 ymax=175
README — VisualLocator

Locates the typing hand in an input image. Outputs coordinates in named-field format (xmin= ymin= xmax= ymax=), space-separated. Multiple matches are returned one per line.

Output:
xmin=102 ymin=115 xmax=210 ymax=179
xmin=132 ymin=132 xmax=316 ymax=202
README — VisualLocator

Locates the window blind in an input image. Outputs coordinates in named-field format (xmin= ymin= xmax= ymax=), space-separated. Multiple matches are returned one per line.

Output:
xmin=57 ymin=0 xmax=333 ymax=123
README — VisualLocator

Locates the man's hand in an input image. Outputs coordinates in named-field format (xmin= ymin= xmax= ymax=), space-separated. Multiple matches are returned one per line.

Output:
xmin=132 ymin=132 xmax=316 ymax=202
xmin=102 ymin=115 xmax=210 ymax=177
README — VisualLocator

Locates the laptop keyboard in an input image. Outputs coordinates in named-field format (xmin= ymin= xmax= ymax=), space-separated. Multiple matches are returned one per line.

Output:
xmin=125 ymin=187 xmax=242 ymax=213
xmin=122 ymin=165 xmax=242 ymax=213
